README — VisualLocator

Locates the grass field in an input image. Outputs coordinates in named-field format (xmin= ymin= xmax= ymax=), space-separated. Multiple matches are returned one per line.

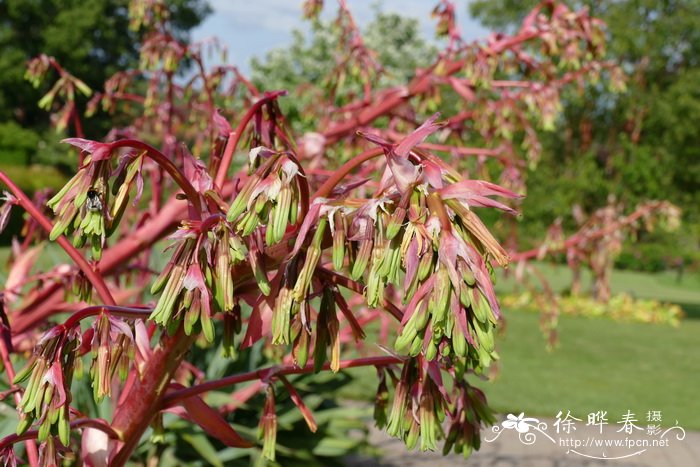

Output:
xmin=479 ymin=311 xmax=700 ymax=429
xmin=478 ymin=263 xmax=700 ymax=430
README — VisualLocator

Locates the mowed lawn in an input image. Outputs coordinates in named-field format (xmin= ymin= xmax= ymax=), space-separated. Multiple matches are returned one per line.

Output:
xmin=483 ymin=263 xmax=700 ymax=430
xmin=479 ymin=311 xmax=700 ymax=430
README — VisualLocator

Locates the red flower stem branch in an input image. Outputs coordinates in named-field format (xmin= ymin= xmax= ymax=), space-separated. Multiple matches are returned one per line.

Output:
xmin=312 ymin=147 xmax=384 ymax=200
xmin=0 ymin=339 xmax=39 ymax=465
xmin=510 ymin=201 xmax=664 ymax=262
xmin=71 ymin=105 xmax=84 ymax=139
xmin=110 ymin=327 xmax=196 ymax=466
xmin=160 ymin=355 xmax=402 ymax=409
xmin=317 ymin=266 xmax=402 ymax=321
xmin=62 ymin=305 xmax=152 ymax=330
xmin=214 ymin=91 xmax=288 ymax=189
xmin=0 ymin=171 xmax=116 ymax=306
xmin=109 ymin=140 xmax=202 ymax=217
xmin=0 ymin=418 xmax=119 ymax=450
xmin=321 ymin=31 xmax=542 ymax=145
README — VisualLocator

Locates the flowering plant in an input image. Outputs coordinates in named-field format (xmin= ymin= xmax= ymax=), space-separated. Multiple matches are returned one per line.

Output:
xmin=0 ymin=0 xmax=623 ymax=464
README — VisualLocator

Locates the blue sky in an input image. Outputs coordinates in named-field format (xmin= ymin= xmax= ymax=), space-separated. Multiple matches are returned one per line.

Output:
xmin=191 ymin=0 xmax=489 ymax=73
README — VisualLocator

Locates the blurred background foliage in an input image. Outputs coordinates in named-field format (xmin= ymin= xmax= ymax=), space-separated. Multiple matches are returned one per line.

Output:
xmin=468 ymin=0 xmax=700 ymax=270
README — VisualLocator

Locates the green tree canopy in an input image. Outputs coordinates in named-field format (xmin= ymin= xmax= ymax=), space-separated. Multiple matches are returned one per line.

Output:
xmin=0 ymin=0 xmax=210 ymax=164
xmin=470 ymin=0 xmax=700 ymax=263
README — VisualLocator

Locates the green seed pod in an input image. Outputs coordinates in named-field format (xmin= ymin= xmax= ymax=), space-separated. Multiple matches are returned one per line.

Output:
xmin=58 ymin=405 xmax=70 ymax=446
xmin=386 ymin=206 xmax=406 ymax=240
xmin=405 ymin=419 xmax=420 ymax=450
xmin=16 ymin=413 xmax=34 ymax=436
xmin=289 ymin=194 xmax=299 ymax=226
xmin=13 ymin=359 xmax=38 ymax=385
xmin=452 ymin=322 xmax=467 ymax=357
xmin=425 ymin=340 xmax=438 ymax=361
xmin=473 ymin=320 xmax=494 ymax=352
xmin=293 ymin=327 xmax=310 ymax=368
xmin=409 ymin=334 xmax=424 ymax=357
xmin=200 ymin=308 xmax=215 ymax=343
xmin=332 ymin=211 xmax=346 ymax=271
xmin=184 ymin=301 xmax=200 ymax=335
xmin=238 ymin=210 xmax=260 ymax=236
xmin=417 ymin=251 xmax=434 ymax=281
xmin=351 ymin=237 xmax=373 ymax=280
xmin=272 ymin=185 xmax=292 ymax=243
xmin=458 ymin=283 xmax=471 ymax=310
xmin=462 ymin=268 xmax=476 ymax=287
xmin=227 ymin=178 xmax=257 ymax=221
xmin=272 ymin=288 xmax=293 ymax=345
xmin=394 ymin=325 xmax=417 ymax=352
xmin=471 ymin=288 xmax=491 ymax=324
xmin=411 ymin=301 xmax=430 ymax=332
xmin=252 ymin=259 xmax=271 ymax=296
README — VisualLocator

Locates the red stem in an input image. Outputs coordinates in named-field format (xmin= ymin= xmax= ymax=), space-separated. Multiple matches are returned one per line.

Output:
xmin=312 ymin=147 xmax=384 ymax=200
xmin=62 ymin=305 xmax=152 ymax=330
xmin=0 ymin=339 xmax=39 ymax=465
xmin=214 ymin=91 xmax=287 ymax=189
xmin=511 ymin=202 xmax=663 ymax=262
xmin=161 ymin=355 xmax=402 ymax=408
xmin=320 ymin=30 xmax=546 ymax=144
xmin=0 ymin=172 xmax=116 ymax=306
xmin=109 ymin=140 xmax=202 ymax=217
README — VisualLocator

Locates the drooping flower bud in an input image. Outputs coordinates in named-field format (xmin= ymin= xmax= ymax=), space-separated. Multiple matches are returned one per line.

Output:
xmin=313 ymin=287 xmax=340 ymax=373
xmin=258 ymin=386 xmax=278 ymax=461
xmin=227 ymin=148 xmax=303 ymax=246
xmin=88 ymin=313 xmax=134 ymax=403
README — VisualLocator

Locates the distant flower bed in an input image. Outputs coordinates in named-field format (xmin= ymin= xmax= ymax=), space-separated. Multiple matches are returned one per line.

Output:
xmin=502 ymin=292 xmax=684 ymax=326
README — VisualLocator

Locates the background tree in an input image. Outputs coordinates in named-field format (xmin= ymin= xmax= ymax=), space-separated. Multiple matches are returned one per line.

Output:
xmin=250 ymin=9 xmax=436 ymax=132
xmin=0 ymin=0 xmax=210 ymax=167
xmin=470 ymin=0 xmax=700 ymax=270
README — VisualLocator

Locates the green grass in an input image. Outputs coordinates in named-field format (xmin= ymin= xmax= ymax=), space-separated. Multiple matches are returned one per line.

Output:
xmin=481 ymin=264 xmax=700 ymax=430
xmin=478 ymin=311 xmax=700 ymax=430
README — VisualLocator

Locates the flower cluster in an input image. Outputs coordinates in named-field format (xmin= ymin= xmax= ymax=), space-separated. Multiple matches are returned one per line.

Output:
xmin=227 ymin=147 xmax=303 ymax=245
xmin=47 ymin=139 xmax=142 ymax=260
xmin=258 ymin=386 xmax=277 ymax=461
xmin=374 ymin=359 xmax=495 ymax=454
xmin=381 ymin=358 xmax=447 ymax=451
xmin=150 ymin=219 xmax=246 ymax=341
xmin=271 ymin=216 xmax=327 ymax=346
xmin=88 ymin=313 xmax=135 ymax=402
xmin=443 ymin=381 xmax=495 ymax=457
xmin=320 ymin=116 xmax=522 ymax=373
xmin=13 ymin=327 xmax=78 ymax=446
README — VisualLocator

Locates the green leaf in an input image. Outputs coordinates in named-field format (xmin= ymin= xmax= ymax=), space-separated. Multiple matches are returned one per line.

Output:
xmin=182 ymin=433 xmax=224 ymax=467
